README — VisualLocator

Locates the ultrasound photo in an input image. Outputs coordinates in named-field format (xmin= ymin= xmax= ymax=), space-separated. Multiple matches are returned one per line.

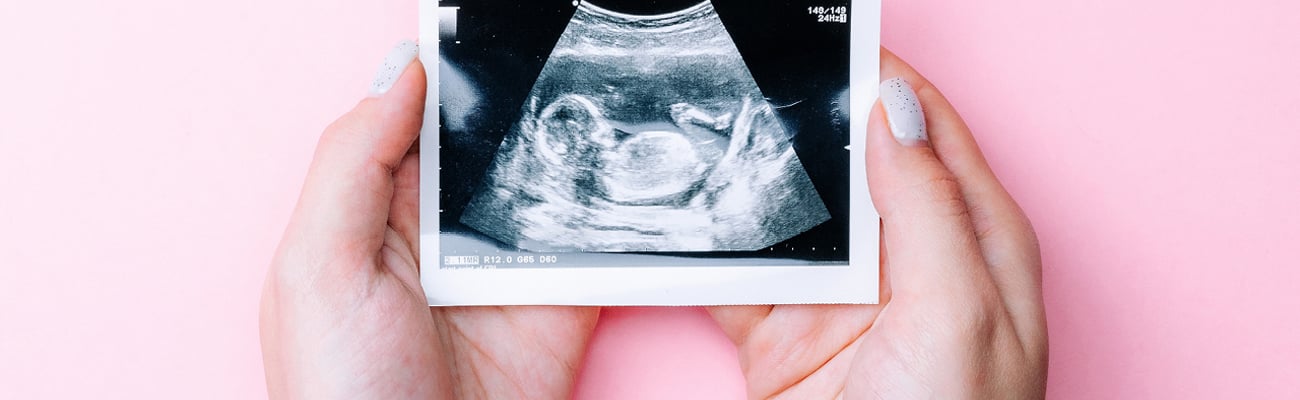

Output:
xmin=437 ymin=0 xmax=854 ymax=268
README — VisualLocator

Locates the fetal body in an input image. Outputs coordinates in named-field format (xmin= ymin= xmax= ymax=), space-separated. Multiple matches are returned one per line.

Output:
xmin=460 ymin=1 xmax=829 ymax=252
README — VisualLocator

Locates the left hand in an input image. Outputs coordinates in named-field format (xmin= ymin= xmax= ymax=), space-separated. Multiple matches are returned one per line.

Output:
xmin=258 ymin=43 xmax=600 ymax=400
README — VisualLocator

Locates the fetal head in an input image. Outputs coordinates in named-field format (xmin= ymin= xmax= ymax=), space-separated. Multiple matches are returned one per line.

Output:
xmin=539 ymin=94 xmax=615 ymax=149
xmin=603 ymin=131 xmax=703 ymax=204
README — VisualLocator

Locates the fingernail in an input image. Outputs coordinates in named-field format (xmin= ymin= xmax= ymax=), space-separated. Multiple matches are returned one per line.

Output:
xmin=369 ymin=40 xmax=419 ymax=97
xmin=880 ymin=77 xmax=928 ymax=145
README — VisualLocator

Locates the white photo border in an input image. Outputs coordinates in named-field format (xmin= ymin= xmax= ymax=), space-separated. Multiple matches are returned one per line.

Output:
xmin=419 ymin=0 xmax=880 ymax=306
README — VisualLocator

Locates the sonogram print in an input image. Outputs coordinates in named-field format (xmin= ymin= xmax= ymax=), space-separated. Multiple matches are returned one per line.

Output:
xmin=458 ymin=1 xmax=830 ymax=252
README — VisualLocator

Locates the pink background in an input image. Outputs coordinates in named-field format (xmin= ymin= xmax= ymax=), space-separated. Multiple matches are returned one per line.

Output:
xmin=2 ymin=0 xmax=1297 ymax=398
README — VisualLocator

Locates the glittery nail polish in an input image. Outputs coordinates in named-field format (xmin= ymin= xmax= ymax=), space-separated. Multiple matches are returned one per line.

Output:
xmin=369 ymin=40 xmax=419 ymax=97
xmin=879 ymin=77 xmax=928 ymax=145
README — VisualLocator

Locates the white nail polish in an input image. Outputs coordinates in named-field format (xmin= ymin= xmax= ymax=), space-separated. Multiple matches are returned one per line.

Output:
xmin=880 ymin=77 xmax=928 ymax=144
xmin=369 ymin=40 xmax=420 ymax=97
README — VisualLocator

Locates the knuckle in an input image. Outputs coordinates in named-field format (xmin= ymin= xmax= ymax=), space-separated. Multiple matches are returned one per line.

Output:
xmin=943 ymin=288 xmax=1005 ymax=341
xmin=972 ymin=212 xmax=1033 ymax=252
xmin=1019 ymin=215 xmax=1043 ymax=254
xmin=910 ymin=173 xmax=970 ymax=220
xmin=320 ymin=109 xmax=373 ymax=147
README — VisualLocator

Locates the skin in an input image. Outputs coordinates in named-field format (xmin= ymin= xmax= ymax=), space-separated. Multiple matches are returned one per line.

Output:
xmin=258 ymin=61 xmax=598 ymax=400
xmin=259 ymin=48 xmax=1047 ymax=399
xmin=707 ymin=49 xmax=1047 ymax=399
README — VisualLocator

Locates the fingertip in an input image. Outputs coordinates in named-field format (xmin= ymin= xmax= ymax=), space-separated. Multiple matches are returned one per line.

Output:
xmin=866 ymin=101 xmax=902 ymax=215
xmin=285 ymin=57 xmax=429 ymax=259
xmin=866 ymin=100 xmax=906 ymax=160
xmin=339 ymin=59 xmax=427 ymax=172
xmin=372 ymin=59 xmax=427 ymax=166
xmin=865 ymin=101 xmax=891 ymax=184
xmin=380 ymin=58 xmax=428 ymax=112
xmin=866 ymin=99 xmax=944 ymax=214
xmin=369 ymin=40 xmax=420 ymax=97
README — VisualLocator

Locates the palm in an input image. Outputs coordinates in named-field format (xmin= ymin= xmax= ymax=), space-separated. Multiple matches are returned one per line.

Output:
xmin=708 ymin=286 xmax=981 ymax=399
xmin=709 ymin=302 xmax=885 ymax=398
xmin=263 ymin=60 xmax=599 ymax=398
xmin=388 ymin=154 xmax=600 ymax=399
xmin=430 ymin=307 xmax=599 ymax=398
xmin=710 ymin=48 xmax=1050 ymax=399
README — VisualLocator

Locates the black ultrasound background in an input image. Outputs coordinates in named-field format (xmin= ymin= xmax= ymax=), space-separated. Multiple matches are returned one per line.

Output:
xmin=439 ymin=0 xmax=852 ymax=262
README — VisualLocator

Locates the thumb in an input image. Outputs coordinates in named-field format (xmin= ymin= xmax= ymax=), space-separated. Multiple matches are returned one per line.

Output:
xmin=866 ymin=77 xmax=989 ymax=299
xmin=283 ymin=41 xmax=427 ymax=263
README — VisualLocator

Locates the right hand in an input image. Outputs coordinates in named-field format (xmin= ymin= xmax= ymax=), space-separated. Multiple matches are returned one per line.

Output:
xmin=707 ymin=48 xmax=1048 ymax=399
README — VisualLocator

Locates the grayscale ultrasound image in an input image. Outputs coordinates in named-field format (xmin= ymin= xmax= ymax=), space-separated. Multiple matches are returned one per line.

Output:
xmin=439 ymin=0 xmax=852 ymax=266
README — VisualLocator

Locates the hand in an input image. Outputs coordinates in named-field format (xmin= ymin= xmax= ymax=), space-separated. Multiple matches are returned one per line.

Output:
xmin=708 ymin=49 xmax=1048 ymax=399
xmin=258 ymin=42 xmax=599 ymax=400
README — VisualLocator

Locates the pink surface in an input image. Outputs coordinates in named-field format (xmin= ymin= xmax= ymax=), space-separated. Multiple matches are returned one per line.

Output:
xmin=1 ymin=0 xmax=1297 ymax=398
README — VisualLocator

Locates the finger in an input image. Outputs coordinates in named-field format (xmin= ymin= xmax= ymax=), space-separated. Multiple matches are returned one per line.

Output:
xmin=708 ymin=304 xmax=881 ymax=398
xmin=878 ymin=50 xmax=1043 ymax=328
xmin=283 ymin=43 xmax=426 ymax=265
xmin=706 ymin=305 xmax=773 ymax=345
xmin=866 ymin=84 xmax=992 ymax=301
xmin=878 ymin=220 xmax=893 ymax=304
xmin=709 ymin=225 xmax=894 ymax=340
xmin=390 ymin=153 xmax=421 ymax=265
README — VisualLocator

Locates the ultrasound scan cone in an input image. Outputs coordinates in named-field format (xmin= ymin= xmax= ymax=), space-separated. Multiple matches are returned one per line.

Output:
xmin=460 ymin=1 xmax=831 ymax=252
